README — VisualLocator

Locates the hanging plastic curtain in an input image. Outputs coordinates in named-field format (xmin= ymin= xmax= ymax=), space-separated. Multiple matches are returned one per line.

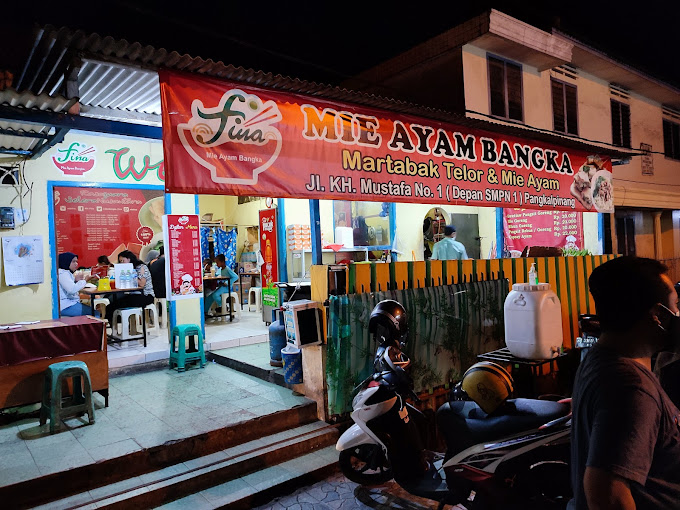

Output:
xmin=215 ymin=227 xmax=238 ymax=270
xmin=200 ymin=227 xmax=211 ymax=261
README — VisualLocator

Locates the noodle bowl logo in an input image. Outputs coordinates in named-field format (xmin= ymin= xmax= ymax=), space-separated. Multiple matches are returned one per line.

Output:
xmin=177 ymin=89 xmax=282 ymax=185
xmin=51 ymin=142 xmax=96 ymax=176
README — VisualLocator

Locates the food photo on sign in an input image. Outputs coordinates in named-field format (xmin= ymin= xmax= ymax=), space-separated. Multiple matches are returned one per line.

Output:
xmin=53 ymin=187 xmax=164 ymax=268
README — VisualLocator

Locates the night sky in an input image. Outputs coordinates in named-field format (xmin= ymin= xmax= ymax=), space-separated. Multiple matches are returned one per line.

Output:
xmin=2 ymin=0 xmax=679 ymax=90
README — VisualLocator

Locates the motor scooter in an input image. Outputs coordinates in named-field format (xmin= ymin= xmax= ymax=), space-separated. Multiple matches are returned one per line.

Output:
xmin=336 ymin=331 xmax=573 ymax=509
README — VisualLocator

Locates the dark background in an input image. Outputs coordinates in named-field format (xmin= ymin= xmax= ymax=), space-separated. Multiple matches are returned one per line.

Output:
xmin=2 ymin=1 xmax=679 ymax=89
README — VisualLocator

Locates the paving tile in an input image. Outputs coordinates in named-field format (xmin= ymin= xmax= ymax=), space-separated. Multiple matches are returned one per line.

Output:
xmin=0 ymin=425 xmax=19 ymax=444
xmin=35 ymin=452 xmax=94 ymax=476
xmin=279 ymin=451 xmax=333 ymax=475
xmin=72 ymin=422 xmax=130 ymax=449
xmin=248 ymin=402 xmax=287 ymax=416
xmin=138 ymin=462 xmax=190 ymax=484
xmin=155 ymin=492 xmax=214 ymax=510
xmin=0 ymin=463 xmax=41 ymax=487
xmin=87 ymin=438 xmax=141 ymax=461
xmin=241 ymin=464 xmax=294 ymax=491
xmin=32 ymin=489 xmax=95 ymax=510
xmin=27 ymin=434 xmax=88 ymax=460
xmin=96 ymin=486 xmax=149 ymax=506
xmin=200 ymin=477 xmax=253 ymax=504
xmin=88 ymin=475 xmax=145 ymax=500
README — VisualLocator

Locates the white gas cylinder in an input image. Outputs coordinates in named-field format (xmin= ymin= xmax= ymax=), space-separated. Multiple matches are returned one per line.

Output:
xmin=504 ymin=283 xmax=563 ymax=360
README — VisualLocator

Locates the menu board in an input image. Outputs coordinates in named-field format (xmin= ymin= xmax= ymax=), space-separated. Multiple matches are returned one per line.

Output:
xmin=53 ymin=186 xmax=164 ymax=267
xmin=259 ymin=208 xmax=278 ymax=288
xmin=163 ymin=214 xmax=203 ymax=300
xmin=503 ymin=208 xmax=584 ymax=256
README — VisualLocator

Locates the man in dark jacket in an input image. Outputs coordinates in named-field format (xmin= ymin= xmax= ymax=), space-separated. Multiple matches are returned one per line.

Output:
xmin=570 ymin=257 xmax=680 ymax=509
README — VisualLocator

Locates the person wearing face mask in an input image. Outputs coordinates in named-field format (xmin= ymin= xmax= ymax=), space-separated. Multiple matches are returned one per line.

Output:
xmin=569 ymin=256 xmax=680 ymax=510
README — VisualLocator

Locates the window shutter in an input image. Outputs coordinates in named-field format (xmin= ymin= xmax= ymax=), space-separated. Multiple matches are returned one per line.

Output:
xmin=489 ymin=57 xmax=505 ymax=117
xmin=611 ymin=100 xmax=623 ymax=147
xmin=552 ymin=80 xmax=565 ymax=132
xmin=506 ymin=63 xmax=523 ymax=121
xmin=664 ymin=120 xmax=673 ymax=157
xmin=565 ymin=84 xmax=578 ymax=135
xmin=621 ymin=103 xmax=631 ymax=148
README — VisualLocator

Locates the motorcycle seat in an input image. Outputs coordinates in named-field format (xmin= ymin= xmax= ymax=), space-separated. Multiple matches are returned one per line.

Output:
xmin=436 ymin=398 xmax=569 ymax=457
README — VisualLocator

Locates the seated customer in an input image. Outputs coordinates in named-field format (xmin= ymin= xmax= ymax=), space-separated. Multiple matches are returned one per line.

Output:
xmin=97 ymin=255 xmax=111 ymax=267
xmin=105 ymin=250 xmax=155 ymax=325
xmin=204 ymin=254 xmax=238 ymax=316
xmin=149 ymin=247 xmax=166 ymax=299
xmin=58 ymin=252 xmax=96 ymax=317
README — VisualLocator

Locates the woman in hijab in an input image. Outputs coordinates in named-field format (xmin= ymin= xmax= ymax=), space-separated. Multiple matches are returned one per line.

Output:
xmin=105 ymin=250 xmax=155 ymax=325
xmin=58 ymin=252 xmax=93 ymax=317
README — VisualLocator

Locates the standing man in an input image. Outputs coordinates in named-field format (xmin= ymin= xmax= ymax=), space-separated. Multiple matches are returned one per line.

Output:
xmin=204 ymin=254 xmax=239 ymax=316
xmin=570 ymin=256 xmax=680 ymax=509
xmin=430 ymin=225 xmax=468 ymax=260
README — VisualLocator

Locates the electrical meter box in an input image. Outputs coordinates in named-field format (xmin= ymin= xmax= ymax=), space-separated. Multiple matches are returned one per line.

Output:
xmin=0 ymin=207 xmax=15 ymax=229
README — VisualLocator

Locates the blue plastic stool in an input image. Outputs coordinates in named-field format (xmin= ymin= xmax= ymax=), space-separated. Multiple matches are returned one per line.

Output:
xmin=39 ymin=361 xmax=95 ymax=434
xmin=170 ymin=324 xmax=206 ymax=372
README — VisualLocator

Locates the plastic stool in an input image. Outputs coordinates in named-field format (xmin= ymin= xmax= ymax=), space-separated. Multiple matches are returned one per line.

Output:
xmin=248 ymin=287 xmax=262 ymax=312
xmin=220 ymin=292 xmax=242 ymax=320
xmin=142 ymin=303 xmax=159 ymax=333
xmin=39 ymin=361 xmax=95 ymax=433
xmin=93 ymin=298 xmax=110 ymax=318
xmin=170 ymin=324 xmax=206 ymax=371
xmin=112 ymin=307 xmax=144 ymax=340
xmin=155 ymin=298 xmax=168 ymax=329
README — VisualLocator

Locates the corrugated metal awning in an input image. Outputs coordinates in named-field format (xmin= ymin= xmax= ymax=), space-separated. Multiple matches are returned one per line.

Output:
xmin=0 ymin=89 xmax=75 ymax=158
xmin=13 ymin=24 xmax=635 ymax=159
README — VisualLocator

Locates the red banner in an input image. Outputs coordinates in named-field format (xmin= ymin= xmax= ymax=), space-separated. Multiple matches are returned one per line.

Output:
xmin=503 ymin=208 xmax=584 ymax=256
xmin=53 ymin=186 xmax=163 ymax=268
xmin=259 ymin=208 xmax=278 ymax=287
xmin=162 ymin=214 xmax=203 ymax=300
xmin=160 ymin=70 xmax=614 ymax=213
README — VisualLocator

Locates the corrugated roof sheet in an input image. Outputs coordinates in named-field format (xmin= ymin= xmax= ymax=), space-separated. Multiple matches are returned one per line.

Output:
xmin=0 ymin=89 xmax=75 ymax=155
xmin=13 ymin=25 xmax=634 ymax=158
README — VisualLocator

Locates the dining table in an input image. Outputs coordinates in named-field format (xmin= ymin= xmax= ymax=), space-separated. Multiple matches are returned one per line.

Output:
xmin=203 ymin=276 xmax=234 ymax=322
xmin=0 ymin=316 xmax=109 ymax=409
xmin=80 ymin=286 xmax=147 ymax=345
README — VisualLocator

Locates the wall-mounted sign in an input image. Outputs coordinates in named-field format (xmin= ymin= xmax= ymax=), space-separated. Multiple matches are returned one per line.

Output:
xmin=53 ymin=186 xmax=164 ymax=267
xmin=160 ymin=70 xmax=614 ymax=213
xmin=259 ymin=208 xmax=278 ymax=288
xmin=163 ymin=214 xmax=203 ymax=300
xmin=503 ymin=208 xmax=584 ymax=256
xmin=51 ymin=141 xmax=96 ymax=176
xmin=105 ymin=147 xmax=165 ymax=181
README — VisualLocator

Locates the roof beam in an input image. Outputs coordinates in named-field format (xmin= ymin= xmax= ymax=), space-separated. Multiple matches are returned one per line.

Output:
xmin=0 ymin=105 xmax=162 ymax=140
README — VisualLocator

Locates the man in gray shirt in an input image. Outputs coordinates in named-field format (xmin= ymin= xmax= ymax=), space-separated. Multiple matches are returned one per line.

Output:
xmin=571 ymin=257 xmax=680 ymax=509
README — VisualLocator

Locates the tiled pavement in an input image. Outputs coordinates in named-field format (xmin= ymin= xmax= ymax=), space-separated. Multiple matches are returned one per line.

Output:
xmin=0 ymin=363 xmax=309 ymax=488
xmin=107 ymin=308 xmax=269 ymax=368
xmin=251 ymin=471 xmax=467 ymax=510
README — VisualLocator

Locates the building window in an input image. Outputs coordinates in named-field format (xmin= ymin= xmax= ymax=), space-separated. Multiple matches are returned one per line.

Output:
xmin=551 ymin=79 xmax=578 ymax=135
xmin=488 ymin=55 xmax=523 ymax=121
xmin=663 ymin=119 xmax=680 ymax=160
xmin=611 ymin=99 xmax=631 ymax=148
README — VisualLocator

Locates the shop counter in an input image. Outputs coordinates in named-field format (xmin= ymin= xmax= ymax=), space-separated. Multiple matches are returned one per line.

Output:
xmin=0 ymin=316 xmax=109 ymax=409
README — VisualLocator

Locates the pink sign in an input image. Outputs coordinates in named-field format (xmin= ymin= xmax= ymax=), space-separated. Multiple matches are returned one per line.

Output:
xmin=163 ymin=214 xmax=203 ymax=300
xmin=503 ymin=208 xmax=584 ymax=256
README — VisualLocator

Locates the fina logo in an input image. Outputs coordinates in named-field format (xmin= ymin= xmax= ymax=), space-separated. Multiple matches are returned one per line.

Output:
xmin=177 ymin=89 xmax=282 ymax=185
xmin=178 ymin=216 xmax=190 ymax=225
xmin=51 ymin=142 xmax=96 ymax=176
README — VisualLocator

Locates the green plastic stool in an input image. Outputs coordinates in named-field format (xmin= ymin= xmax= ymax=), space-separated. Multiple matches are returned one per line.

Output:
xmin=39 ymin=361 xmax=95 ymax=434
xmin=170 ymin=324 xmax=206 ymax=372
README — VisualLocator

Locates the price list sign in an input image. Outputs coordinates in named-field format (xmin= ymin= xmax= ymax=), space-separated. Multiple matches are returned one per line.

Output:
xmin=503 ymin=208 xmax=584 ymax=255
xmin=162 ymin=214 xmax=203 ymax=300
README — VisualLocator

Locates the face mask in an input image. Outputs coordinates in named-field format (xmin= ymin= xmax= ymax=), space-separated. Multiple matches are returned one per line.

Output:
xmin=656 ymin=303 xmax=680 ymax=351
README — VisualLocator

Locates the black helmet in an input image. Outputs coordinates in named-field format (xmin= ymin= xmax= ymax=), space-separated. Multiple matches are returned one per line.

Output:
xmin=369 ymin=300 xmax=408 ymax=345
